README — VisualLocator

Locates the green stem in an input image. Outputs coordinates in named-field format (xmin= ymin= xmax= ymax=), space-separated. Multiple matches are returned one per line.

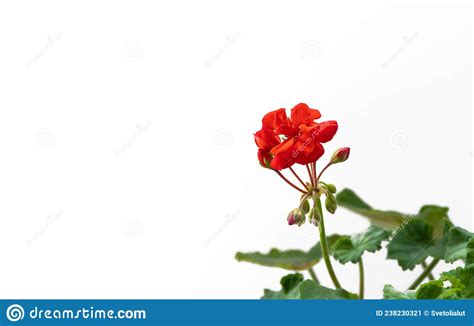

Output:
xmin=408 ymin=258 xmax=440 ymax=290
xmin=308 ymin=268 xmax=320 ymax=284
xmin=421 ymin=261 xmax=435 ymax=280
xmin=314 ymin=192 xmax=341 ymax=289
xmin=358 ymin=258 xmax=364 ymax=299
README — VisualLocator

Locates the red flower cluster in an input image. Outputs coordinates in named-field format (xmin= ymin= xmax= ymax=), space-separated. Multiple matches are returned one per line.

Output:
xmin=254 ymin=103 xmax=338 ymax=170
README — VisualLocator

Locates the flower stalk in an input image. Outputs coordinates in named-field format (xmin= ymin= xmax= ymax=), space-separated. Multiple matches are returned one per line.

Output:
xmin=314 ymin=191 xmax=341 ymax=289
xmin=274 ymin=170 xmax=306 ymax=194
xmin=358 ymin=258 xmax=365 ymax=299
xmin=408 ymin=258 xmax=440 ymax=290
xmin=421 ymin=260 xmax=435 ymax=280
xmin=308 ymin=268 xmax=320 ymax=284
xmin=289 ymin=166 xmax=309 ymax=191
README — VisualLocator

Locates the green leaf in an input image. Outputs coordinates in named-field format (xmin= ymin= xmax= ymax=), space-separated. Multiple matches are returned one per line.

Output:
xmin=336 ymin=188 xmax=372 ymax=210
xmin=383 ymin=285 xmax=416 ymax=299
xmin=236 ymin=248 xmax=321 ymax=271
xmin=281 ymin=273 xmax=304 ymax=293
xmin=386 ymin=216 xmax=470 ymax=269
xmin=262 ymin=274 xmax=357 ymax=300
xmin=331 ymin=225 xmax=390 ymax=264
xmin=298 ymin=280 xmax=358 ymax=299
xmin=466 ymin=237 xmax=474 ymax=266
xmin=406 ymin=240 xmax=474 ymax=299
xmin=384 ymin=275 xmax=464 ymax=300
xmin=440 ymin=267 xmax=474 ymax=299
xmin=261 ymin=288 xmax=300 ymax=299
xmin=235 ymin=235 xmax=342 ymax=271
xmin=445 ymin=226 xmax=474 ymax=263
xmin=415 ymin=270 xmax=467 ymax=299
xmin=336 ymin=190 xmax=453 ymax=235
xmin=336 ymin=189 xmax=406 ymax=229
xmin=443 ymin=238 xmax=474 ymax=298
xmin=416 ymin=205 xmax=450 ymax=241
xmin=424 ymin=219 xmax=452 ymax=260
xmin=416 ymin=281 xmax=448 ymax=299
xmin=386 ymin=219 xmax=433 ymax=270
xmin=261 ymin=273 xmax=303 ymax=299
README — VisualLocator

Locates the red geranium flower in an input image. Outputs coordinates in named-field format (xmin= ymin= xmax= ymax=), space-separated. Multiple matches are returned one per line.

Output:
xmin=254 ymin=103 xmax=338 ymax=170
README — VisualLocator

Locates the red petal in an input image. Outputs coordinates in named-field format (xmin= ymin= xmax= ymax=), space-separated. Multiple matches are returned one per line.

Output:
xmin=262 ymin=108 xmax=288 ymax=130
xmin=270 ymin=137 xmax=294 ymax=155
xmin=294 ymin=141 xmax=325 ymax=165
xmin=310 ymin=120 xmax=338 ymax=143
xmin=270 ymin=138 xmax=296 ymax=170
xmin=288 ymin=126 xmax=326 ymax=165
xmin=290 ymin=103 xmax=321 ymax=126
xmin=262 ymin=108 xmax=297 ymax=137
xmin=254 ymin=128 xmax=280 ymax=150
xmin=270 ymin=152 xmax=295 ymax=170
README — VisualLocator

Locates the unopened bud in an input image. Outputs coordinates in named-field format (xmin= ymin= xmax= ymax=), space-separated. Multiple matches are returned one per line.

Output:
xmin=330 ymin=147 xmax=350 ymax=164
xmin=308 ymin=207 xmax=321 ymax=226
xmin=300 ymin=194 xmax=310 ymax=214
xmin=257 ymin=149 xmax=273 ymax=169
xmin=325 ymin=192 xmax=337 ymax=214
xmin=287 ymin=208 xmax=305 ymax=226
xmin=326 ymin=183 xmax=337 ymax=194
xmin=301 ymin=200 xmax=310 ymax=214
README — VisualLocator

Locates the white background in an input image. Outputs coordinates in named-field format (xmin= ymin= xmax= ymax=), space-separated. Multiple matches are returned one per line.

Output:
xmin=0 ymin=0 xmax=471 ymax=299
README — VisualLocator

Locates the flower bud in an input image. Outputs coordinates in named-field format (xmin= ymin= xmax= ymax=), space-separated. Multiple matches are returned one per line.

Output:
xmin=330 ymin=147 xmax=350 ymax=164
xmin=301 ymin=200 xmax=310 ymax=214
xmin=325 ymin=192 xmax=337 ymax=214
xmin=300 ymin=194 xmax=310 ymax=214
xmin=326 ymin=183 xmax=337 ymax=194
xmin=257 ymin=149 xmax=273 ymax=169
xmin=287 ymin=208 xmax=305 ymax=226
xmin=308 ymin=207 xmax=321 ymax=226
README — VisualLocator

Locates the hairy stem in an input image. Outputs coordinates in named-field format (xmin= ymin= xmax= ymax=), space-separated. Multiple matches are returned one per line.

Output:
xmin=314 ymin=192 xmax=341 ymax=289
xmin=308 ymin=268 xmax=320 ymax=284
xmin=408 ymin=258 xmax=440 ymax=290
xmin=358 ymin=258 xmax=364 ymax=299
xmin=421 ymin=261 xmax=435 ymax=280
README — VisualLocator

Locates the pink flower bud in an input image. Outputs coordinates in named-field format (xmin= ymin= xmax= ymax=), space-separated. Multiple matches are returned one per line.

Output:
xmin=330 ymin=147 xmax=350 ymax=164
xmin=287 ymin=208 xmax=305 ymax=226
